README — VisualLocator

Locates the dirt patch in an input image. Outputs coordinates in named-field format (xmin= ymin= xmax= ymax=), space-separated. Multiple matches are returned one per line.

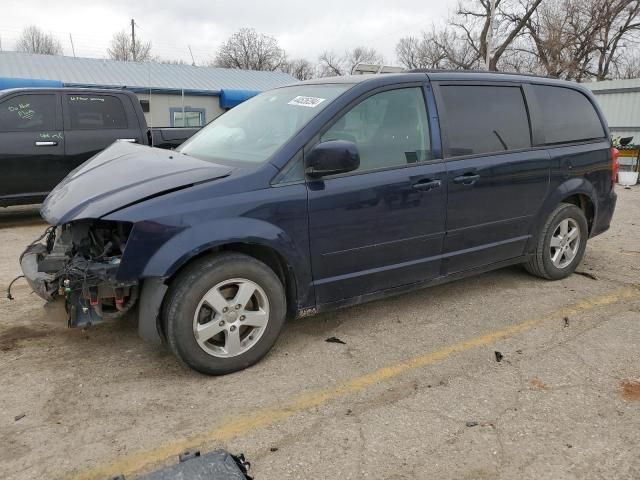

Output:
xmin=0 ymin=326 xmax=48 ymax=352
xmin=530 ymin=377 xmax=550 ymax=390
xmin=621 ymin=379 xmax=640 ymax=401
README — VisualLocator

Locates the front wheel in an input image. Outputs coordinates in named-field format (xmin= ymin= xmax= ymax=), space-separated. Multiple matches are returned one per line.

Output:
xmin=524 ymin=203 xmax=589 ymax=280
xmin=163 ymin=253 xmax=286 ymax=375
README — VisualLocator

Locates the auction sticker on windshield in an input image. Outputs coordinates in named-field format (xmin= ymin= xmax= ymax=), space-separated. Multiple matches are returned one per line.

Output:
xmin=288 ymin=96 xmax=326 ymax=108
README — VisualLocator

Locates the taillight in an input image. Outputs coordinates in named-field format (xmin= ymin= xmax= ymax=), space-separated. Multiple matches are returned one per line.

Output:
xmin=611 ymin=147 xmax=620 ymax=185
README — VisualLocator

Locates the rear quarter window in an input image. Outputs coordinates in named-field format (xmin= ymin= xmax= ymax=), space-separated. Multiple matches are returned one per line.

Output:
xmin=67 ymin=94 xmax=128 ymax=130
xmin=532 ymin=85 xmax=605 ymax=144
xmin=440 ymin=85 xmax=531 ymax=157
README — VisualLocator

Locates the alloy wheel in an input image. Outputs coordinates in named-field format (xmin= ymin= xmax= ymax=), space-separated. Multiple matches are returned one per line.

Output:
xmin=549 ymin=218 xmax=581 ymax=269
xmin=192 ymin=278 xmax=270 ymax=358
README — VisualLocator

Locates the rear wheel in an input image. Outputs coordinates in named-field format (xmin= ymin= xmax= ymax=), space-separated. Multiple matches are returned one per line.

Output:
xmin=524 ymin=203 xmax=588 ymax=280
xmin=163 ymin=253 xmax=286 ymax=375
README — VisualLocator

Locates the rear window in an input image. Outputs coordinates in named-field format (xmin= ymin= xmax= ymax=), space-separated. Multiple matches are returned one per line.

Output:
xmin=532 ymin=85 xmax=605 ymax=144
xmin=67 ymin=94 xmax=128 ymax=129
xmin=0 ymin=94 xmax=56 ymax=131
xmin=440 ymin=85 xmax=531 ymax=157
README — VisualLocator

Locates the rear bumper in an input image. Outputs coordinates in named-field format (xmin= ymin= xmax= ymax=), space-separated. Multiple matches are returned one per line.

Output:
xmin=591 ymin=189 xmax=617 ymax=237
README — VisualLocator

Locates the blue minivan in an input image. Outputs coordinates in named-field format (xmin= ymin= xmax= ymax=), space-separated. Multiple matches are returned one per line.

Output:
xmin=21 ymin=71 xmax=618 ymax=374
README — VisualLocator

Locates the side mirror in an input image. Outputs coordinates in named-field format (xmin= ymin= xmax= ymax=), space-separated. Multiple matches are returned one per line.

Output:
xmin=305 ymin=140 xmax=360 ymax=178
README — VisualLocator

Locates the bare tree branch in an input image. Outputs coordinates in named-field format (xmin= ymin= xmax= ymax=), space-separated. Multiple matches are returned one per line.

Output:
xmin=213 ymin=28 xmax=286 ymax=71
xmin=16 ymin=25 xmax=62 ymax=55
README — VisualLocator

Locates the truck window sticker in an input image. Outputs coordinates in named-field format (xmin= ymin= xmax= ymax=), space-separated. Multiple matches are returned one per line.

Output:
xmin=288 ymin=96 xmax=326 ymax=108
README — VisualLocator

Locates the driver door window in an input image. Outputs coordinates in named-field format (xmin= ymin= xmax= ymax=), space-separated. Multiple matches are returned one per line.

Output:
xmin=320 ymin=87 xmax=432 ymax=173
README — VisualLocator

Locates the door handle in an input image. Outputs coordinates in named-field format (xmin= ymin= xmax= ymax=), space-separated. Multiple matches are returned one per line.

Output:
xmin=412 ymin=179 xmax=442 ymax=191
xmin=453 ymin=173 xmax=480 ymax=185
xmin=117 ymin=138 xmax=137 ymax=143
xmin=35 ymin=141 xmax=58 ymax=146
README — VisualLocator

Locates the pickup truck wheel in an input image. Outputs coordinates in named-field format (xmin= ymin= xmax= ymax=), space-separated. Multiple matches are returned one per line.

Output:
xmin=163 ymin=253 xmax=286 ymax=375
xmin=524 ymin=203 xmax=588 ymax=280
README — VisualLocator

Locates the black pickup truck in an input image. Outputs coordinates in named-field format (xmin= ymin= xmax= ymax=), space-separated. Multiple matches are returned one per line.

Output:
xmin=0 ymin=88 xmax=199 ymax=206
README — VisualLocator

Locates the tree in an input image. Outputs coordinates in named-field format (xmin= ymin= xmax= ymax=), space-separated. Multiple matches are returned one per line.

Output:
xmin=214 ymin=28 xmax=286 ymax=71
xmin=396 ymin=0 xmax=640 ymax=80
xmin=317 ymin=46 xmax=384 ymax=76
xmin=454 ymin=0 xmax=544 ymax=70
xmin=15 ymin=25 xmax=62 ymax=55
xmin=522 ymin=0 xmax=640 ymax=80
xmin=345 ymin=46 xmax=384 ymax=73
xmin=107 ymin=30 xmax=153 ymax=62
xmin=283 ymin=58 xmax=316 ymax=80
xmin=318 ymin=50 xmax=347 ymax=76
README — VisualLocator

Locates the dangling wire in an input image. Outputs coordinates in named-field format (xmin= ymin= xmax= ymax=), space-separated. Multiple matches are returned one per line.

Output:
xmin=6 ymin=275 xmax=25 ymax=300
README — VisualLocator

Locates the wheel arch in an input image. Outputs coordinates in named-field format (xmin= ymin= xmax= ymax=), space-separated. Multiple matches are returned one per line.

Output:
xmin=527 ymin=178 xmax=599 ymax=254
xmin=166 ymin=242 xmax=299 ymax=319
xmin=560 ymin=192 xmax=595 ymax=233
xmin=134 ymin=218 xmax=313 ymax=347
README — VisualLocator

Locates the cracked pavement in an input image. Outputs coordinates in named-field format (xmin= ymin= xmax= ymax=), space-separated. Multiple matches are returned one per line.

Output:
xmin=1 ymin=187 xmax=639 ymax=480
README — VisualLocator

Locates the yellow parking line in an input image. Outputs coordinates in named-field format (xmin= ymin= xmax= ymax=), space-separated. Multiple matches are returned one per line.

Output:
xmin=70 ymin=286 xmax=638 ymax=480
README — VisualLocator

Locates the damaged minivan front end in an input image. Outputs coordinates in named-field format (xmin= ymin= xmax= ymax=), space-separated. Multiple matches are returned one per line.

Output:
xmin=21 ymin=219 xmax=138 ymax=327
xmin=19 ymin=141 xmax=234 ymax=331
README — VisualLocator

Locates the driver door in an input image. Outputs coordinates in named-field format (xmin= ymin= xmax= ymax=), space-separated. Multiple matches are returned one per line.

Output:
xmin=306 ymin=85 xmax=447 ymax=305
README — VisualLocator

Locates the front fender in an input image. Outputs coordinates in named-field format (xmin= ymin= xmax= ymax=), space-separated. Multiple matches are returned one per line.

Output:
xmin=147 ymin=217 xmax=304 ymax=278
xmin=116 ymin=216 xmax=313 ymax=310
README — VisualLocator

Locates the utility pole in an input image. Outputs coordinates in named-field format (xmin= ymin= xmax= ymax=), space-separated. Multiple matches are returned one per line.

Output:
xmin=485 ymin=0 xmax=497 ymax=70
xmin=131 ymin=18 xmax=136 ymax=62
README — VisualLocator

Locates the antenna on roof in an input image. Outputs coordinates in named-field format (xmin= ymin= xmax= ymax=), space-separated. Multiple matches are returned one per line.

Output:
xmin=69 ymin=34 xmax=76 ymax=58
xmin=188 ymin=46 xmax=196 ymax=66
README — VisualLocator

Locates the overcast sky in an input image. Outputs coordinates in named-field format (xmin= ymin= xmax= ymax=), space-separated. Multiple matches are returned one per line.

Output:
xmin=0 ymin=0 xmax=454 ymax=65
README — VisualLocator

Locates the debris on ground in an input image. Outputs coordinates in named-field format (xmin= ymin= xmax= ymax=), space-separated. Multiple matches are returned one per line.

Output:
xmin=529 ymin=377 xmax=550 ymax=390
xmin=515 ymin=349 xmax=523 ymax=354
xmin=564 ymin=316 xmax=570 ymax=327
xmin=269 ymin=447 xmax=278 ymax=452
xmin=14 ymin=413 xmax=25 ymax=421
xmin=466 ymin=421 xmax=479 ymax=427
xmin=325 ymin=336 xmax=346 ymax=345
xmin=131 ymin=449 xmax=252 ymax=480
xmin=494 ymin=351 xmax=504 ymax=362
xmin=621 ymin=379 xmax=640 ymax=401
xmin=574 ymin=271 xmax=598 ymax=280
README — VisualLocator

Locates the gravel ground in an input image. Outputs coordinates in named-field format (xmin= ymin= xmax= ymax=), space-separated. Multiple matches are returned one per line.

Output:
xmin=1 ymin=188 xmax=639 ymax=480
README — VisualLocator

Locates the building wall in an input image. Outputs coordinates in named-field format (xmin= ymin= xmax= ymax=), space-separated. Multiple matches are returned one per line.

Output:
xmin=585 ymin=79 xmax=640 ymax=142
xmin=590 ymin=91 xmax=640 ymax=140
xmin=134 ymin=92 xmax=226 ymax=127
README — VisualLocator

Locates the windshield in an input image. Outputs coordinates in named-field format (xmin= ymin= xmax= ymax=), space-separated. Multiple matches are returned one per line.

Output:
xmin=177 ymin=84 xmax=350 ymax=164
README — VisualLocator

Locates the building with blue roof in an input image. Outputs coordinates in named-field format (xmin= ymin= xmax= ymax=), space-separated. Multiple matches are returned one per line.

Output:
xmin=0 ymin=51 xmax=296 ymax=127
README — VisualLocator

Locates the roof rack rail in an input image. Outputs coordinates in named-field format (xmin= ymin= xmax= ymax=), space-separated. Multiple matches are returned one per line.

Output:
xmin=407 ymin=68 xmax=553 ymax=80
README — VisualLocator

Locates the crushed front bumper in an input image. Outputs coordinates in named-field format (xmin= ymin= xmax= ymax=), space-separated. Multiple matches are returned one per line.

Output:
xmin=20 ymin=243 xmax=57 ymax=301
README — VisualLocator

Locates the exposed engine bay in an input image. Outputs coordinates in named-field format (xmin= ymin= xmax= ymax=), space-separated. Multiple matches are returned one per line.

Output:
xmin=20 ymin=221 xmax=139 ymax=327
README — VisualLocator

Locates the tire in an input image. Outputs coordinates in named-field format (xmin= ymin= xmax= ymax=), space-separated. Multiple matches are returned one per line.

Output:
xmin=524 ymin=203 xmax=589 ymax=280
xmin=163 ymin=252 xmax=286 ymax=375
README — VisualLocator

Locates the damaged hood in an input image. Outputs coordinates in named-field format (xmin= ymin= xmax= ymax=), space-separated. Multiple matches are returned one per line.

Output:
xmin=41 ymin=142 xmax=232 ymax=225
